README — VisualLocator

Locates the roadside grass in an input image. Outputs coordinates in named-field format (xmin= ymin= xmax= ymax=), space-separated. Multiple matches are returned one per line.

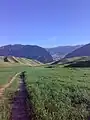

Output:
xmin=0 ymin=65 xmax=35 ymax=120
xmin=0 ymin=65 xmax=25 ymax=120
xmin=26 ymin=67 xmax=90 ymax=120
xmin=0 ymin=72 xmax=20 ymax=120
xmin=0 ymin=65 xmax=29 ymax=86
xmin=0 ymin=67 xmax=17 ymax=86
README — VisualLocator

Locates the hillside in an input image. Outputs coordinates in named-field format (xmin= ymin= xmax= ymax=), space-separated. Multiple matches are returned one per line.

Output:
xmin=0 ymin=44 xmax=53 ymax=63
xmin=65 ymin=60 xmax=90 ymax=67
xmin=47 ymin=45 xmax=83 ymax=60
xmin=65 ymin=43 xmax=90 ymax=58
xmin=51 ymin=56 xmax=90 ymax=65
xmin=0 ymin=56 xmax=43 ymax=67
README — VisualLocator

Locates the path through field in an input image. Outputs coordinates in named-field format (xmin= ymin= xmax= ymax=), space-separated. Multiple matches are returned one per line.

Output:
xmin=11 ymin=72 xmax=33 ymax=120
xmin=0 ymin=72 xmax=20 ymax=98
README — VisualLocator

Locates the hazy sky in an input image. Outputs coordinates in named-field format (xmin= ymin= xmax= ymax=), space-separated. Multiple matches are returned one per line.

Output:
xmin=0 ymin=0 xmax=90 ymax=47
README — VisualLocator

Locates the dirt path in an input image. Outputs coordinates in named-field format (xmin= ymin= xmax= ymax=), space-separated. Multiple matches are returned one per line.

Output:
xmin=11 ymin=74 xmax=31 ymax=120
xmin=0 ymin=72 xmax=21 ymax=98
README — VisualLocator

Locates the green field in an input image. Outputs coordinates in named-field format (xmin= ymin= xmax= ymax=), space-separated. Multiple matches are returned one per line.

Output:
xmin=0 ymin=65 xmax=90 ymax=120
xmin=26 ymin=67 xmax=90 ymax=120
xmin=0 ymin=67 xmax=18 ymax=86
xmin=0 ymin=66 xmax=28 ymax=86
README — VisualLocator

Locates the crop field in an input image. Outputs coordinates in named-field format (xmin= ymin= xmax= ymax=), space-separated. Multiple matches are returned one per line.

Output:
xmin=0 ymin=65 xmax=90 ymax=120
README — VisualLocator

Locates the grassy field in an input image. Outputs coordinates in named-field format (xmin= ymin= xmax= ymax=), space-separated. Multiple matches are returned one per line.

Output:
xmin=0 ymin=66 xmax=27 ymax=86
xmin=0 ymin=67 xmax=18 ymax=86
xmin=0 ymin=65 xmax=90 ymax=120
xmin=26 ymin=66 xmax=90 ymax=120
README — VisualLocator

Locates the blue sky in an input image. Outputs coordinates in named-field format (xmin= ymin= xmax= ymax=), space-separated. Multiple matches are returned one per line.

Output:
xmin=0 ymin=0 xmax=90 ymax=47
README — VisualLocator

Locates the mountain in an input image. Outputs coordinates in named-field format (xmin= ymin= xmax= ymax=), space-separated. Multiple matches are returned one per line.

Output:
xmin=47 ymin=45 xmax=83 ymax=60
xmin=0 ymin=44 xmax=53 ymax=63
xmin=65 ymin=43 xmax=90 ymax=58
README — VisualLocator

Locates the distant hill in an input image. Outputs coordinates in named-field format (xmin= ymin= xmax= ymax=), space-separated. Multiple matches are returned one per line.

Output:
xmin=0 ymin=56 xmax=43 ymax=67
xmin=65 ymin=43 xmax=90 ymax=58
xmin=47 ymin=45 xmax=83 ymax=60
xmin=0 ymin=44 xmax=53 ymax=63
xmin=65 ymin=60 xmax=90 ymax=68
xmin=51 ymin=56 xmax=90 ymax=66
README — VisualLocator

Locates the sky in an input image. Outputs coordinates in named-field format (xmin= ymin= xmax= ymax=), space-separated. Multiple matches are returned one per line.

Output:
xmin=0 ymin=0 xmax=90 ymax=47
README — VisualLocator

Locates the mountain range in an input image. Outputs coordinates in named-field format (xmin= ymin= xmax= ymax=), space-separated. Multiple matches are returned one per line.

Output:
xmin=47 ymin=45 xmax=83 ymax=60
xmin=65 ymin=43 xmax=90 ymax=58
xmin=0 ymin=43 xmax=90 ymax=63
xmin=0 ymin=44 xmax=53 ymax=63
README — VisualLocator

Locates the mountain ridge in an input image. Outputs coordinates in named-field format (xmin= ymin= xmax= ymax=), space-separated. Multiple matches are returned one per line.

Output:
xmin=46 ymin=45 xmax=83 ymax=60
xmin=0 ymin=44 xmax=53 ymax=63
xmin=65 ymin=43 xmax=90 ymax=58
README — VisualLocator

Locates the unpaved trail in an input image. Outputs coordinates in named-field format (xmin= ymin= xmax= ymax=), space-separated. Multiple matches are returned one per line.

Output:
xmin=0 ymin=72 xmax=21 ymax=98
xmin=11 ymin=73 xmax=31 ymax=120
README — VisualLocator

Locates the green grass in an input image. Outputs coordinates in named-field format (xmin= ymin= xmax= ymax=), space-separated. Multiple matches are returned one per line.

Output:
xmin=0 ymin=65 xmax=24 ymax=120
xmin=0 ymin=65 xmax=90 ymax=120
xmin=26 ymin=66 xmax=90 ymax=120
xmin=0 ymin=65 xmax=31 ymax=120
xmin=0 ymin=73 xmax=20 ymax=120
xmin=0 ymin=66 xmax=26 ymax=86
xmin=0 ymin=67 xmax=17 ymax=85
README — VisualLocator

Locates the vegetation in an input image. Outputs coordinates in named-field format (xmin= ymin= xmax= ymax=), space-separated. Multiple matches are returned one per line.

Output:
xmin=0 ymin=67 xmax=17 ymax=85
xmin=0 ymin=66 xmax=25 ymax=120
xmin=0 ymin=64 xmax=90 ymax=120
xmin=0 ymin=73 xmax=20 ymax=120
xmin=51 ymin=56 xmax=90 ymax=65
xmin=65 ymin=60 xmax=90 ymax=67
xmin=0 ymin=56 xmax=43 ymax=67
xmin=4 ymin=57 xmax=9 ymax=62
xmin=26 ymin=66 xmax=90 ymax=120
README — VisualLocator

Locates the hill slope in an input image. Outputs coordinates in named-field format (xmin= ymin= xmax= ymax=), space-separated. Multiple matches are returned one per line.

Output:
xmin=47 ymin=45 xmax=82 ymax=60
xmin=51 ymin=56 xmax=90 ymax=65
xmin=0 ymin=44 xmax=53 ymax=63
xmin=65 ymin=43 xmax=90 ymax=58
xmin=0 ymin=56 xmax=43 ymax=67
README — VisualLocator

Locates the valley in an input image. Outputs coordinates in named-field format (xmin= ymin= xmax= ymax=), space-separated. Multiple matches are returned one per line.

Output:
xmin=1 ymin=0 xmax=90 ymax=119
